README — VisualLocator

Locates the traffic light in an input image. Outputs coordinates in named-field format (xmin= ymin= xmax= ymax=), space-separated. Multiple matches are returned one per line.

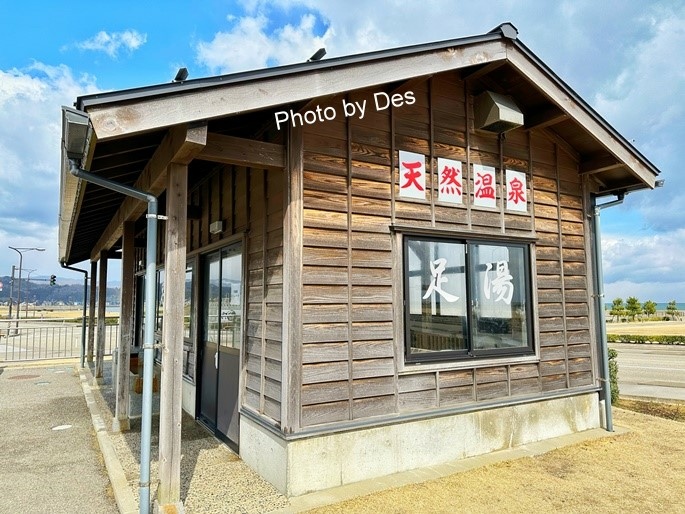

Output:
xmin=50 ymin=274 xmax=56 ymax=286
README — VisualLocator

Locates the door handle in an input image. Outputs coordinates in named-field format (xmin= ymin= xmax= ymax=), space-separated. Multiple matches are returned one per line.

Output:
xmin=214 ymin=351 xmax=218 ymax=370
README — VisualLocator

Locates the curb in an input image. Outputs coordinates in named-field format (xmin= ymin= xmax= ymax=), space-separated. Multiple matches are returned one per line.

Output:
xmin=79 ymin=367 xmax=138 ymax=514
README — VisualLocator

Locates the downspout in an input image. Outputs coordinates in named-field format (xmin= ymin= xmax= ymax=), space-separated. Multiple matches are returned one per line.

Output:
xmin=68 ymin=160 xmax=160 ymax=514
xmin=591 ymin=192 xmax=625 ymax=432
xmin=60 ymin=261 xmax=88 ymax=368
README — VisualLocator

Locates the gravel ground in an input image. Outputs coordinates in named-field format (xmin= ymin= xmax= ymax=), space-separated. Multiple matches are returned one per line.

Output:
xmin=87 ymin=359 xmax=685 ymax=513
xmin=89 ymin=362 xmax=289 ymax=513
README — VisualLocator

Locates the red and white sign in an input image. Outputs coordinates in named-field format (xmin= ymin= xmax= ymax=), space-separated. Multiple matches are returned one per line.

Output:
xmin=506 ymin=169 xmax=528 ymax=212
xmin=437 ymin=158 xmax=463 ymax=204
xmin=398 ymin=150 xmax=426 ymax=199
xmin=473 ymin=164 xmax=497 ymax=208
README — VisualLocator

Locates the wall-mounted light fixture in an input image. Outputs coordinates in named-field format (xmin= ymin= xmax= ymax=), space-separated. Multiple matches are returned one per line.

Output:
xmin=209 ymin=220 xmax=224 ymax=235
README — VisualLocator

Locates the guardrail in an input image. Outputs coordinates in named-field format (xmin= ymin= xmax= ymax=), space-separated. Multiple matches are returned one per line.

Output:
xmin=0 ymin=319 xmax=118 ymax=362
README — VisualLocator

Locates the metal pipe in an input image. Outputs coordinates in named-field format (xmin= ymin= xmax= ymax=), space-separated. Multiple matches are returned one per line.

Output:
xmin=591 ymin=192 xmax=625 ymax=432
xmin=69 ymin=160 xmax=158 ymax=514
xmin=60 ymin=262 xmax=88 ymax=368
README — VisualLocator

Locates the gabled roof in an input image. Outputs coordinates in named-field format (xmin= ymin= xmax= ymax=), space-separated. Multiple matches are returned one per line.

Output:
xmin=59 ymin=22 xmax=661 ymax=265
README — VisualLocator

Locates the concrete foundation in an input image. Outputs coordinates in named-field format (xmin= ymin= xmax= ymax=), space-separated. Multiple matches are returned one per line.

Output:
xmin=240 ymin=392 xmax=600 ymax=497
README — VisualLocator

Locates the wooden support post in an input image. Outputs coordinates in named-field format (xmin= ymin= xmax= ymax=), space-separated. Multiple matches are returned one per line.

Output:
xmin=113 ymin=221 xmax=135 ymax=432
xmin=88 ymin=260 xmax=97 ymax=364
xmin=156 ymin=162 xmax=187 ymax=510
xmin=282 ymin=125 xmax=303 ymax=433
xmin=95 ymin=250 xmax=108 ymax=381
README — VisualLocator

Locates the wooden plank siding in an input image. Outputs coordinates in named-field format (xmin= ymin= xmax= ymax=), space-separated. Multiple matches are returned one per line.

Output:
xmin=297 ymin=71 xmax=596 ymax=429
xmin=186 ymin=163 xmax=284 ymax=425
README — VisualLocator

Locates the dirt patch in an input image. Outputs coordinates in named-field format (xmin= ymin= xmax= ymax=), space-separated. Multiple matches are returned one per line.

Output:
xmin=304 ymin=408 xmax=685 ymax=513
xmin=618 ymin=399 xmax=685 ymax=422
xmin=606 ymin=320 xmax=685 ymax=336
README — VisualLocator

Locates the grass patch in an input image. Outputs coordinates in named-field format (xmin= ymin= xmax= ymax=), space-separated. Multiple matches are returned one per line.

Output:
xmin=617 ymin=399 xmax=685 ymax=423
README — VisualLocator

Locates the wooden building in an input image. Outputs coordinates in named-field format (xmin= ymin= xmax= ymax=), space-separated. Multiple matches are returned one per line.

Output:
xmin=59 ymin=23 xmax=660 ymax=502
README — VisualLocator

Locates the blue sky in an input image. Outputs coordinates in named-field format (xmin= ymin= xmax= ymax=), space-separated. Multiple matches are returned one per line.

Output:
xmin=0 ymin=0 xmax=683 ymax=302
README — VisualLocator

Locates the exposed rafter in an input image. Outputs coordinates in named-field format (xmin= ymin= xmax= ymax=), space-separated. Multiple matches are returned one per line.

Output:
xmin=89 ymin=123 xmax=207 ymax=261
xmin=524 ymin=106 xmax=569 ymax=131
xmin=580 ymin=155 xmax=623 ymax=175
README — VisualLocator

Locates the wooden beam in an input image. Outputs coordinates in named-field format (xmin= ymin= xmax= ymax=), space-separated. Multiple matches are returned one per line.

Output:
xmin=113 ymin=221 xmax=134 ymax=432
xmin=156 ymin=163 xmax=188 ymax=510
xmin=88 ymin=260 xmax=97 ymax=364
xmin=282 ymin=125 xmax=304 ymax=433
xmin=197 ymin=133 xmax=285 ymax=170
xmin=90 ymin=123 xmax=207 ymax=261
xmin=580 ymin=154 xmax=622 ymax=175
xmin=524 ymin=106 xmax=569 ymax=131
xmin=95 ymin=251 xmax=108 ymax=381
xmin=87 ymin=41 xmax=507 ymax=140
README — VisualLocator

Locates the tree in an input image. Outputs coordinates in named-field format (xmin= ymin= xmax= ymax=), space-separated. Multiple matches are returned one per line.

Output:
xmin=609 ymin=298 xmax=625 ymax=322
xmin=643 ymin=300 xmax=657 ymax=319
xmin=625 ymin=296 xmax=642 ymax=321
xmin=666 ymin=300 xmax=681 ymax=321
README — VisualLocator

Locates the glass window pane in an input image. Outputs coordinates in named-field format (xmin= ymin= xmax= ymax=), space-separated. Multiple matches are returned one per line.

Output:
xmin=406 ymin=238 xmax=468 ymax=357
xmin=184 ymin=265 xmax=194 ymax=340
xmin=219 ymin=244 xmax=242 ymax=349
xmin=156 ymin=269 xmax=165 ymax=333
xmin=470 ymin=243 xmax=529 ymax=351
xmin=204 ymin=253 xmax=221 ymax=345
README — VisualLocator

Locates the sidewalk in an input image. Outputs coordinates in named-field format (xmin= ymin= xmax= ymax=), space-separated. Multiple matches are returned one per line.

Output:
xmin=0 ymin=361 xmax=118 ymax=513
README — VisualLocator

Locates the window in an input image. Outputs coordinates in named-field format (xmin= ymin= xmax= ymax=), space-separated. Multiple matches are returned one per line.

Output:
xmin=203 ymin=243 xmax=242 ymax=350
xmin=404 ymin=235 xmax=533 ymax=362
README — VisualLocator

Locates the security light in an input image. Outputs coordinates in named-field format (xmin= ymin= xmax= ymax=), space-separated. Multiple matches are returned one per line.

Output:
xmin=308 ymin=48 xmax=326 ymax=62
xmin=174 ymin=67 xmax=189 ymax=82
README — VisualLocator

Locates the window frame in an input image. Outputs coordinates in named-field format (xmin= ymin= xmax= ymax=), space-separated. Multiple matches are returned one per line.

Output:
xmin=402 ymin=233 xmax=535 ymax=363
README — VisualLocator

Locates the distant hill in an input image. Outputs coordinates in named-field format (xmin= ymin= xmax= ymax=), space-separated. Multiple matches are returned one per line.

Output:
xmin=0 ymin=275 xmax=120 ymax=305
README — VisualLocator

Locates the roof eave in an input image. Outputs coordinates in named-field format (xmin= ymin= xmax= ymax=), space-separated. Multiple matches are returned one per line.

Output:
xmin=508 ymin=39 xmax=659 ymax=189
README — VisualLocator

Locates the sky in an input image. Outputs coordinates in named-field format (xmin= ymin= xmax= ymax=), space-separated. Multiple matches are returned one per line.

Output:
xmin=0 ymin=0 xmax=683 ymax=302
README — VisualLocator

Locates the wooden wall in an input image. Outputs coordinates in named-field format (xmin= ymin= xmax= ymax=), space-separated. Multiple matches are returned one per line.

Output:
xmin=186 ymin=164 xmax=284 ymax=425
xmin=295 ymin=71 xmax=596 ymax=428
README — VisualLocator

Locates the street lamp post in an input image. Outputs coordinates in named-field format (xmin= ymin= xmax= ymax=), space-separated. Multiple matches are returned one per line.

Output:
xmin=9 ymin=247 xmax=45 ymax=329
xmin=24 ymin=269 xmax=36 ymax=318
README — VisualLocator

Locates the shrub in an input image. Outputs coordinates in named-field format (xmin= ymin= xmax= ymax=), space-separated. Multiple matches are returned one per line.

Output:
xmin=608 ymin=347 xmax=619 ymax=405
xmin=607 ymin=334 xmax=685 ymax=345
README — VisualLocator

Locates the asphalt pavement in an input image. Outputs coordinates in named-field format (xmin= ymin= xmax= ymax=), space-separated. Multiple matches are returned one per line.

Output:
xmin=0 ymin=361 xmax=118 ymax=514
xmin=610 ymin=342 xmax=685 ymax=402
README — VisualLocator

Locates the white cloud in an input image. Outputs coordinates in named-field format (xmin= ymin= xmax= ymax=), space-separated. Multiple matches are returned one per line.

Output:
xmin=591 ymin=5 xmax=685 ymax=231
xmin=0 ymin=63 xmax=98 ymax=276
xmin=196 ymin=13 xmax=334 ymax=73
xmin=602 ymin=228 xmax=685 ymax=288
xmin=69 ymin=30 xmax=147 ymax=58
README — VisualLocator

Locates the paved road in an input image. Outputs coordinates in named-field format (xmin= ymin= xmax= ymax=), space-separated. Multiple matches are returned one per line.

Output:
xmin=0 ymin=362 xmax=118 ymax=513
xmin=609 ymin=342 xmax=685 ymax=402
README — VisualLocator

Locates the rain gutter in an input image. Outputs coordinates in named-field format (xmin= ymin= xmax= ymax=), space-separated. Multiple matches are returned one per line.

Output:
xmin=67 ymin=159 xmax=160 ymax=514
xmin=591 ymin=192 xmax=626 ymax=432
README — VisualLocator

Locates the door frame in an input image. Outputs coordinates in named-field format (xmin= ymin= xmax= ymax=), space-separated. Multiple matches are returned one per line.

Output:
xmin=194 ymin=234 xmax=246 ymax=448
